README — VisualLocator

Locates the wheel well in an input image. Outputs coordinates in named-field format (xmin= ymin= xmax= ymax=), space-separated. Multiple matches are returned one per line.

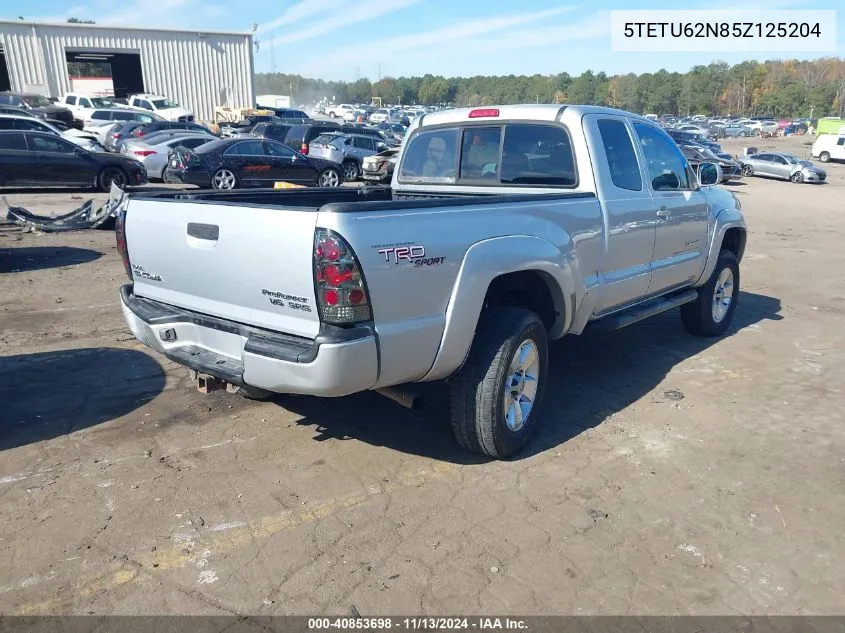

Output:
xmin=722 ymin=227 xmax=746 ymax=262
xmin=484 ymin=271 xmax=559 ymax=331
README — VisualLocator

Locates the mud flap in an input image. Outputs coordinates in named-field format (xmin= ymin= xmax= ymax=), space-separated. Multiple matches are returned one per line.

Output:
xmin=2 ymin=183 xmax=126 ymax=232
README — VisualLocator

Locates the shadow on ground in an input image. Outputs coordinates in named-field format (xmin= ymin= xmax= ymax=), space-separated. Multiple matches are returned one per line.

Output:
xmin=284 ymin=291 xmax=783 ymax=463
xmin=0 ymin=348 xmax=166 ymax=451
xmin=0 ymin=246 xmax=102 ymax=273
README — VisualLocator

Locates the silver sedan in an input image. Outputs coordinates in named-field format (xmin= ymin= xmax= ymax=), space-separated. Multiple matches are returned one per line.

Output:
xmin=121 ymin=135 xmax=214 ymax=180
xmin=739 ymin=152 xmax=826 ymax=183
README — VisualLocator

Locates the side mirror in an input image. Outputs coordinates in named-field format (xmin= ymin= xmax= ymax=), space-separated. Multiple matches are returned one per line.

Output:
xmin=698 ymin=162 xmax=722 ymax=186
xmin=652 ymin=171 xmax=681 ymax=190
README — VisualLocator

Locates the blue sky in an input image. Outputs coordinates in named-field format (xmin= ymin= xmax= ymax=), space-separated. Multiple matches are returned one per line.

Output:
xmin=9 ymin=0 xmax=844 ymax=80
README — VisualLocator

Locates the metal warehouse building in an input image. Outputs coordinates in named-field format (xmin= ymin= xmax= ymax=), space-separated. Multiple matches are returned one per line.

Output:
xmin=0 ymin=20 xmax=255 ymax=121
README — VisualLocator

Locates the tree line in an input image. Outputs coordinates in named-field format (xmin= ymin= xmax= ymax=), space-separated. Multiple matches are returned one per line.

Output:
xmin=256 ymin=58 xmax=845 ymax=118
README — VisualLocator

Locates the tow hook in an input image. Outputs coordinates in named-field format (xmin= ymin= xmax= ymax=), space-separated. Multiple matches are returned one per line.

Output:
xmin=189 ymin=370 xmax=240 ymax=394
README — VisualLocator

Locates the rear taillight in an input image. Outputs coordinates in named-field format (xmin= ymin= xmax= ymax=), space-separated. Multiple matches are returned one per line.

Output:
xmin=115 ymin=207 xmax=132 ymax=281
xmin=300 ymin=143 xmax=309 ymax=155
xmin=133 ymin=150 xmax=155 ymax=157
xmin=313 ymin=229 xmax=371 ymax=324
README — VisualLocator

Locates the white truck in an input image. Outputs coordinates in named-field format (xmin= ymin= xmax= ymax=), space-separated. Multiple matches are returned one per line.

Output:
xmin=256 ymin=94 xmax=292 ymax=110
xmin=126 ymin=94 xmax=194 ymax=122
xmin=59 ymin=92 xmax=127 ymax=124
xmin=117 ymin=104 xmax=746 ymax=458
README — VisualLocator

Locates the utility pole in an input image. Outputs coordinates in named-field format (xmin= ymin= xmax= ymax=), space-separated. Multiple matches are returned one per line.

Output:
xmin=377 ymin=64 xmax=381 ymax=82
xmin=270 ymin=34 xmax=276 ymax=73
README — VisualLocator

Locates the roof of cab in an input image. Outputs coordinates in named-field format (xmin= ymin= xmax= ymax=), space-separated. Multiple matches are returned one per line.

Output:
xmin=416 ymin=104 xmax=648 ymax=127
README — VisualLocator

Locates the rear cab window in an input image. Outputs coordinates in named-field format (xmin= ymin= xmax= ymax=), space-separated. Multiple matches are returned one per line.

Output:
xmin=398 ymin=122 xmax=577 ymax=187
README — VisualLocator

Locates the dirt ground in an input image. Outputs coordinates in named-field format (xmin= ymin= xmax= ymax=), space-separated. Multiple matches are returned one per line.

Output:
xmin=1 ymin=134 xmax=844 ymax=616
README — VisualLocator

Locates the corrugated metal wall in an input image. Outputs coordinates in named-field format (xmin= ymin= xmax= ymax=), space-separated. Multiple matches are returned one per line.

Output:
xmin=0 ymin=22 xmax=254 ymax=121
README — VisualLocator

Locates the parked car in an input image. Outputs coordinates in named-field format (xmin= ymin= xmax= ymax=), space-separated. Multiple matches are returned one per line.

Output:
xmin=369 ymin=108 xmax=391 ymax=124
xmin=164 ymin=138 xmax=344 ymax=189
xmin=679 ymin=144 xmax=741 ymax=183
xmin=811 ymin=134 xmax=845 ymax=163
xmin=308 ymin=132 xmax=391 ymax=181
xmin=127 ymin=94 xmax=194 ymax=122
xmin=220 ymin=115 xmax=280 ymax=138
xmin=263 ymin=108 xmax=310 ymax=123
xmin=739 ymin=151 xmax=826 ymax=183
xmin=325 ymin=104 xmax=356 ymax=119
xmin=118 ymin=104 xmax=746 ymax=459
xmin=0 ymin=114 xmax=102 ymax=152
xmin=362 ymin=147 xmax=399 ymax=183
xmin=343 ymin=108 xmax=367 ymax=123
xmin=101 ymin=121 xmax=155 ymax=153
xmin=719 ymin=123 xmax=752 ymax=138
xmin=748 ymin=119 xmax=779 ymax=136
xmin=665 ymin=128 xmax=721 ymax=154
xmin=60 ymin=93 xmax=127 ymax=124
xmin=245 ymin=122 xmax=295 ymax=143
xmin=0 ymin=130 xmax=146 ymax=190
xmin=129 ymin=121 xmax=212 ymax=140
xmin=121 ymin=134 xmax=213 ymax=181
xmin=283 ymin=122 xmax=343 ymax=154
xmin=0 ymin=92 xmax=74 ymax=129
xmin=82 ymin=108 xmax=162 ymax=131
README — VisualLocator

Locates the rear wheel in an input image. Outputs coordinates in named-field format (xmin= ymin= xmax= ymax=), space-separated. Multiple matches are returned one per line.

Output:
xmin=449 ymin=307 xmax=548 ymax=459
xmin=681 ymin=249 xmax=739 ymax=337
xmin=342 ymin=160 xmax=360 ymax=181
xmin=98 ymin=167 xmax=128 ymax=192
xmin=318 ymin=167 xmax=342 ymax=187
xmin=819 ymin=152 xmax=830 ymax=163
xmin=739 ymin=131 xmax=747 ymax=137
xmin=212 ymin=168 xmax=237 ymax=190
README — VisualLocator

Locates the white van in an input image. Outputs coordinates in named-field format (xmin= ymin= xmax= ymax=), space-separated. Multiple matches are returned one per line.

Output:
xmin=811 ymin=134 xmax=845 ymax=163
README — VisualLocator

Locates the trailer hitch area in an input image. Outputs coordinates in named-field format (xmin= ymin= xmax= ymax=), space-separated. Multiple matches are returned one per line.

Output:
xmin=189 ymin=370 xmax=239 ymax=394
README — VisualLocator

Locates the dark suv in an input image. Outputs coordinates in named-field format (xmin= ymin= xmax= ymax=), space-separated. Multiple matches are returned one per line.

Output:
xmin=247 ymin=122 xmax=295 ymax=142
xmin=283 ymin=122 xmax=342 ymax=154
xmin=263 ymin=107 xmax=310 ymax=122
xmin=0 ymin=92 xmax=74 ymax=129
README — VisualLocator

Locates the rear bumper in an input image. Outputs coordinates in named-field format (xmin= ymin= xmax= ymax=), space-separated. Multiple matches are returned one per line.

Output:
xmin=120 ymin=285 xmax=378 ymax=397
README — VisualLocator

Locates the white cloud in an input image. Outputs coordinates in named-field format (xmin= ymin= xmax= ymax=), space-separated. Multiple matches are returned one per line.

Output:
xmin=288 ymin=5 xmax=594 ymax=79
xmin=256 ymin=0 xmax=423 ymax=43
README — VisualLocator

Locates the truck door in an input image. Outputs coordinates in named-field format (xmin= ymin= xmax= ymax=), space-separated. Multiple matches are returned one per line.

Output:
xmin=583 ymin=114 xmax=656 ymax=313
xmin=631 ymin=122 xmax=709 ymax=295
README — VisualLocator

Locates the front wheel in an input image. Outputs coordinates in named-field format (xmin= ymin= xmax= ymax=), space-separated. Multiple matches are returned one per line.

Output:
xmin=680 ymin=250 xmax=739 ymax=337
xmin=819 ymin=152 xmax=830 ymax=163
xmin=318 ymin=167 xmax=342 ymax=187
xmin=449 ymin=307 xmax=548 ymax=459
xmin=211 ymin=168 xmax=237 ymax=190
xmin=741 ymin=164 xmax=754 ymax=176
xmin=739 ymin=131 xmax=747 ymax=137
xmin=342 ymin=160 xmax=360 ymax=181
xmin=790 ymin=171 xmax=804 ymax=183
xmin=98 ymin=167 xmax=128 ymax=192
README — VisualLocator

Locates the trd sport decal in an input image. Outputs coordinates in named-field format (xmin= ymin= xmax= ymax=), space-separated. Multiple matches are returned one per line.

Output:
xmin=375 ymin=243 xmax=445 ymax=267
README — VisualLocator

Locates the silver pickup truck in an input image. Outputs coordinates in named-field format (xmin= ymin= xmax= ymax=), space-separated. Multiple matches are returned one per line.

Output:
xmin=117 ymin=104 xmax=746 ymax=458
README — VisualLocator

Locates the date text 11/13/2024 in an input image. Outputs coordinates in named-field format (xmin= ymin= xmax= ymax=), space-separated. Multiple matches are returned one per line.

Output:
xmin=307 ymin=617 xmax=528 ymax=630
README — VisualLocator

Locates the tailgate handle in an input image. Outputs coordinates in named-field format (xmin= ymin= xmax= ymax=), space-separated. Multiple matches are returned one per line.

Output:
xmin=187 ymin=223 xmax=219 ymax=241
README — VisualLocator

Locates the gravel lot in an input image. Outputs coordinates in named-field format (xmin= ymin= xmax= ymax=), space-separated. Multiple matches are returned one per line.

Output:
xmin=1 ymin=134 xmax=844 ymax=616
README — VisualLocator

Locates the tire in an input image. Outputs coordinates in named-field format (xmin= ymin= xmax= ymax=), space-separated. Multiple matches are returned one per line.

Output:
xmin=342 ymin=160 xmax=360 ymax=181
xmin=790 ymin=171 xmax=804 ymax=184
xmin=741 ymin=164 xmax=754 ymax=176
xmin=238 ymin=385 xmax=274 ymax=401
xmin=318 ymin=167 xmax=342 ymax=187
xmin=680 ymin=250 xmax=739 ymax=337
xmin=211 ymin=168 xmax=237 ymax=190
xmin=739 ymin=131 xmax=747 ymax=137
xmin=449 ymin=307 xmax=548 ymax=459
xmin=98 ymin=167 xmax=128 ymax=192
xmin=819 ymin=152 xmax=830 ymax=163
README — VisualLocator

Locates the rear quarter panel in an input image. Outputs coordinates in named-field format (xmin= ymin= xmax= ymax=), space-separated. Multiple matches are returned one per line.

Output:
xmin=317 ymin=195 xmax=602 ymax=386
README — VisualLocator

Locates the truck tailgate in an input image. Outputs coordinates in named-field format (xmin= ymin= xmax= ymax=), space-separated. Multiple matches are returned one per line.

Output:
xmin=124 ymin=198 xmax=320 ymax=338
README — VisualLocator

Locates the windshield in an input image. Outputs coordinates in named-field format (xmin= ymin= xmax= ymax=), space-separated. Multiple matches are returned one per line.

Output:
xmin=152 ymin=98 xmax=179 ymax=109
xmin=313 ymin=133 xmax=342 ymax=145
xmin=91 ymin=97 xmax=115 ymax=107
xmin=23 ymin=95 xmax=53 ymax=107
xmin=781 ymin=154 xmax=800 ymax=164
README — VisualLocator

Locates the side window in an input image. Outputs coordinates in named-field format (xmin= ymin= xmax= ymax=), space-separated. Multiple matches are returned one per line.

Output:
xmin=354 ymin=137 xmax=374 ymax=151
xmin=91 ymin=111 xmax=108 ymax=120
xmin=0 ymin=95 xmax=10 ymax=105
xmin=139 ymin=100 xmax=152 ymax=110
xmin=0 ymin=119 xmax=14 ymax=130
xmin=28 ymin=134 xmax=76 ymax=153
xmin=596 ymin=119 xmax=642 ymax=191
xmin=265 ymin=140 xmax=296 ymax=157
xmin=460 ymin=127 xmax=501 ymax=179
xmin=772 ymin=155 xmax=787 ymax=164
xmin=81 ymin=98 xmax=92 ymax=108
xmin=266 ymin=126 xmax=287 ymax=140
xmin=14 ymin=119 xmax=43 ymax=131
xmin=632 ymin=122 xmax=691 ymax=191
xmin=398 ymin=127 xmax=459 ymax=183
xmin=225 ymin=140 xmax=265 ymax=156
xmin=756 ymin=154 xmax=771 ymax=162
xmin=175 ymin=138 xmax=208 ymax=150
xmin=837 ymin=138 xmax=845 ymax=146
xmin=65 ymin=96 xmax=77 ymax=105
xmin=501 ymin=123 xmax=577 ymax=186
xmin=0 ymin=132 xmax=27 ymax=150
